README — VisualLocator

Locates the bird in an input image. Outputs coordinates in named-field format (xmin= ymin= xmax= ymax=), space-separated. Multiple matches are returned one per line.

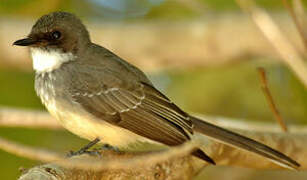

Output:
xmin=13 ymin=11 xmax=299 ymax=169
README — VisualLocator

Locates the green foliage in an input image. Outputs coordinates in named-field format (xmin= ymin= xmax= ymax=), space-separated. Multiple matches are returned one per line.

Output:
xmin=0 ymin=0 xmax=33 ymax=10
xmin=0 ymin=127 xmax=88 ymax=180
xmin=167 ymin=60 xmax=307 ymax=123
xmin=146 ymin=1 xmax=198 ymax=20
xmin=0 ymin=69 xmax=42 ymax=108
xmin=0 ymin=0 xmax=291 ymax=18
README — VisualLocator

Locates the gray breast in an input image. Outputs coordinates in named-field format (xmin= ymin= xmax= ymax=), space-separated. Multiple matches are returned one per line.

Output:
xmin=35 ymin=70 xmax=68 ymax=106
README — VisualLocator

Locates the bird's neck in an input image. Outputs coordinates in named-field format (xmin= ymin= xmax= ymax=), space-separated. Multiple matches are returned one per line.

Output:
xmin=30 ymin=47 xmax=76 ymax=73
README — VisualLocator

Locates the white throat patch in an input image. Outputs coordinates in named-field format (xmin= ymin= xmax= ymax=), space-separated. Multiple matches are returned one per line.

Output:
xmin=30 ymin=48 xmax=75 ymax=73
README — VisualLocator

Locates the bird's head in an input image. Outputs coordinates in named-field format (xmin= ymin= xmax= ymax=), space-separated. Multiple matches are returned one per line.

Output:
xmin=13 ymin=12 xmax=90 ymax=73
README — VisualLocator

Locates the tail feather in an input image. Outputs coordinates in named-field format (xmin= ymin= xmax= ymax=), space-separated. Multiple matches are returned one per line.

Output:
xmin=190 ymin=116 xmax=300 ymax=169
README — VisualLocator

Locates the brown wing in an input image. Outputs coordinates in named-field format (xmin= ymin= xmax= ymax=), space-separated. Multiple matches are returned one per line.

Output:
xmin=64 ymin=48 xmax=215 ymax=164
xmin=71 ymin=79 xmax=193 ymax=146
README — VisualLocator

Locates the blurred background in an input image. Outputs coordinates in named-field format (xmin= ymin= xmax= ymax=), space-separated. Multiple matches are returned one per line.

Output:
xmin=0 ymin=0 xmax=306 ymax=179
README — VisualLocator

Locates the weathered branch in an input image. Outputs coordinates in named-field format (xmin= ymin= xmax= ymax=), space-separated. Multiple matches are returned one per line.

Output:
xmin=18 ymin=150 xmax=206 ymax=180
xmin=0 ymin=136 xmax=203 ymax=171
xmin=0 ymin=107 xmax=305 ymax=179
xmin=13 ymin=129 xmax=306 ymax=179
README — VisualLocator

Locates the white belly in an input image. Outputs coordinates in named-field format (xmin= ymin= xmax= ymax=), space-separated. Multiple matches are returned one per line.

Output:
xmin=44 ymin=98 xmax=155 ymax=147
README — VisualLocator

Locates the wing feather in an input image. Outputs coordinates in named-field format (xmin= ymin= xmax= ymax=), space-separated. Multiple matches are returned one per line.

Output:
xmin=71 ymin=81 xmax=193 ymax=146
xmin=66 ymin=57 xmax=215 ymax=164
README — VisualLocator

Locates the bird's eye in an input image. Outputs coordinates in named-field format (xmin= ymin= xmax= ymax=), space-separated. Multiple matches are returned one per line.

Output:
xmin=52 ymin=31 xmax=61 ymax=39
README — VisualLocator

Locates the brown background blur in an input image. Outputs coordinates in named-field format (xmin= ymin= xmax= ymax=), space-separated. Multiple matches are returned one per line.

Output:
xmin=0 ymin=0 xmax=306 ymax=179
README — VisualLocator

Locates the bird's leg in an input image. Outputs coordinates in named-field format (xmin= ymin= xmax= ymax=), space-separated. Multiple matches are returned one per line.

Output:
xmin=67 ymin=138 xmax=100 ymax=157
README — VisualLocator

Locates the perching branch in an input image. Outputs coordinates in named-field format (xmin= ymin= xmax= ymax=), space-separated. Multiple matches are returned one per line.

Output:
xmin=0 ymin=136 xmax=202 ymax=171
xmin=12 ymin=126 xmax=306 ymax=179
xmin=0 ymin=107 xmax=305 ymax=180
xmin=17 ymin=149 xmax=206 ymax=180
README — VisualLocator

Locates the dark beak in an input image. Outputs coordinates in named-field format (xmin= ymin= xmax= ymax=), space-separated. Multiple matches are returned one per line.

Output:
xmin=13 ymin=37 xmax=37 ymax=46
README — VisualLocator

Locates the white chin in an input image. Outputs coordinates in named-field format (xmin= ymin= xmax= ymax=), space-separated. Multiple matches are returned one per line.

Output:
xmin=30 ymin=48 xmax=75 ymax=73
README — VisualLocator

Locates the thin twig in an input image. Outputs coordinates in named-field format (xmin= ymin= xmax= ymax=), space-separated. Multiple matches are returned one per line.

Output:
xmin=282 ymin=0 xmax=307 ymax=52
xmin=236 ymin=0 xmax=307 ymax=88
xmin=257 ymin=67 xmax=288 ymax=132
xmin=292 ymin=0 xmax=307 ymax=54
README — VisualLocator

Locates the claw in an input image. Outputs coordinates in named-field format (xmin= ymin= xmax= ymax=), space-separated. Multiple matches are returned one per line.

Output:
xmin=66 ymin=138 xmax=100 ymax=157
xmin=100 ymin=144 xmax=120 ymax=152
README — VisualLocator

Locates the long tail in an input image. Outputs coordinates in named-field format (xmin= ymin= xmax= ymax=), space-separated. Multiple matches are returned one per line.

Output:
xmin=190 ymin=116 xmax=300 ymax=170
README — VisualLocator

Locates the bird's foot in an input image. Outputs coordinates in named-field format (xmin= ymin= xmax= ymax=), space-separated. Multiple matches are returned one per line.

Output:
xmin=66 ymin=138 xmax=100 ymax=157
xmin=98 ymin=144 xmax=120 ymax=153
xmin=67 ymin=150 xmax=101 ymax=157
